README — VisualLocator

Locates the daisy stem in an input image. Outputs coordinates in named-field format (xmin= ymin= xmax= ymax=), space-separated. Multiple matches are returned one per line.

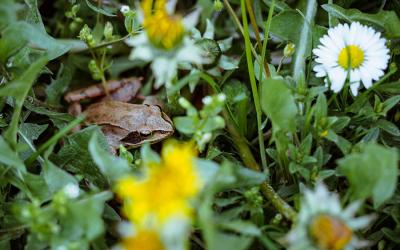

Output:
xmin=240 ymin=0 xmax=268 ymax=170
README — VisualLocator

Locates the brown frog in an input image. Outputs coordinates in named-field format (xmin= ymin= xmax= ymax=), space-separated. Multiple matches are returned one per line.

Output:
xmin=64 ymin=77 xmax=174 ymax=153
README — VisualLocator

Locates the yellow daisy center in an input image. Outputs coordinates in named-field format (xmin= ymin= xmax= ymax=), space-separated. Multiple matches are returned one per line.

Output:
xmin=142 ymin=0 xmax=185 ymax=50
xmin=121 ymin=229 xmax=164 ymax=250
xmin=338 ymin=45 xmax=365 ymax=69
xmin=309 ymin=214 xmax=353 ymax=250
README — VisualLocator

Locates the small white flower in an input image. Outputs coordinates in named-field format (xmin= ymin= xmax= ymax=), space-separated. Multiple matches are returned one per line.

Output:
xmin=313 ymin=22 xmax=390 ymax=96
xmin=286 ymin=182 xmax=374 ymax=250
xmin=63 ymin=183 xmax=80 ymax=199
xmin=120 ymin=5 xmax=130 ymax=14
xmin=217 ymin=93 xmax=226 ymax=102
xmin=202 ymin=96 xmax=213 ymax=105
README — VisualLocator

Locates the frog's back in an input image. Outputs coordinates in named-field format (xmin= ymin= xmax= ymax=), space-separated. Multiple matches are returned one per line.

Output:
xmin=85 ymin=101 xmax=173 ymax=133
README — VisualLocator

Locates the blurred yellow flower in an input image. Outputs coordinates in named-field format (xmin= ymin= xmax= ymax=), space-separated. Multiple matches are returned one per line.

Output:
xmin=309 ymin=214 xmax=352 ymax=250
xmin=115 ymin=140 xmax=202 ymax=225
xmin=121 ymin=229 xmax=164 ymax=250
xmin=141 ymin=0 xmax=185 ymax=50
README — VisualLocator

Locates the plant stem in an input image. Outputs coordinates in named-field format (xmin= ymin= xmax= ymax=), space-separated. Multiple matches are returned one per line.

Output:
xmin=223 ymin=110 xmax=297 ymax=221
xmin=222 ymin=0 xmax=269 ymax=77
xmin=245 ymin=0 xmax=262 ymax=52
xmin=240 ymin=0 xmax=268 ymax=170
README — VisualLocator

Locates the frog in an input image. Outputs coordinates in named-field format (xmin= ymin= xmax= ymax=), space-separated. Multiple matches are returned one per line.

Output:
xmin=64 ymin=77 xmax=174 ymax=153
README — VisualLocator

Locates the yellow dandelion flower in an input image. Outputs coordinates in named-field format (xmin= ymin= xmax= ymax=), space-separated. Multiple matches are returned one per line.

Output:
xmin=141 ymin=0 xmax=185 ymax=50
xmin=121 ymin=229 xmax=165 ymax=250
xmin=115 ymin=140 xmax=203 ymax=225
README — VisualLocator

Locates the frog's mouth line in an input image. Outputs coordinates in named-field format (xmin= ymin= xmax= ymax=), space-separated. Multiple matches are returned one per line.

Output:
xmin=121 ymin=130 xmax=172 ymax=145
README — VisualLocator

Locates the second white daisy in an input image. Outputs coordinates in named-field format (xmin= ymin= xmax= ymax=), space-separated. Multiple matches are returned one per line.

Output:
xmin=285 ymin=182 xmax=374 ymax=250
xmin=313 ymin=22 xmax=390 ymax=96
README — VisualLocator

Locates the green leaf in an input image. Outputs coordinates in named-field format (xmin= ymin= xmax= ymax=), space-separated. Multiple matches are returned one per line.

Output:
xmin=18 ymin=123 xmax=48 ymax=160
xmin=51 ymin=126 xmax=109 ymax=188
xmin=338 ymin=143 xmax=398 ymax=207
xmin=0 ymin=0 xmax=18 ymax=30
xmin=140 ymin=143 xmax=161 ymax=166
xmin=219 ymin=220 xmax=261 ymax=236
xmin=24 ymin=0 xmax=46 ymax=32
xmin=59 ymin=192 xmax=112 ymax=242
xmin=20 ymin=172 xmax=51 ymax=202
xmin=223 ymin=80 xmax=250 ymax=135
xmin=315 ymin=94 xmax=327 ymax=122
xmin=291 ymin=0 xmax=317 ymax=83
xmin=376 ymin=120 xmax=400 ymax=136
xmin=43 ymin=160 xmax=78 ymax=194
xmin=0 ymin=55 xmax=48 ymax=145
xmin=0 ymin=56 xmax=47 ymax=100
xmin=85 ymin=0 xmax=116 ymax=17
xmin=2 ymin=21 xmax=71 ymax=60
xmin=0 ymin=136 xmax=26 ymax=172
xmin=261 ymin=78 xmax=297 ymax=133
xmin=89 ymin=133 xmax=130 ymax=182
xmin=173 ymin=117 xmax=198 ymax=134
xmin=45 ymin=63 xmax=74 ymax=106
xmin=23 ymin=101 xmax=74 ymax=128
xmin=322 ymin=4 xmax=400 ymax=38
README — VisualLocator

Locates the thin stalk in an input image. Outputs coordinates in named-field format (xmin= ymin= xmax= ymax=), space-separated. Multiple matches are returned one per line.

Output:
xmin=260 ymin=0 xmax=275 ymax=81
xmin=71 ymin=34 xmax=132 ymax=54
xmin=222 ymin=0 xmax=269 ymax=77
xmin=240 ymin=0 xmax=267 ymax=170
xmin=245 ymin=0 xmax=263 ymax=52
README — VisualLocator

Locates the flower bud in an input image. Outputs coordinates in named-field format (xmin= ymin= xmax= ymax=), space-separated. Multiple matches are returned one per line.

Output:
xmin=214 ymin=116 xmax=225 ymax=128
xmin=214 ymin=0 xmax=224 ymax=12
xmin=104 ymin=21 xmax=114 ymax=41
xmin=202 ymin=96 xmax=212 ymax=105
xmin=179 ymin=97 xmax=192 ymax=109
xmin=284 ymin=43 xmax=296 ymax=57
xmin=120 ymin=5 xmax=130 ymax=14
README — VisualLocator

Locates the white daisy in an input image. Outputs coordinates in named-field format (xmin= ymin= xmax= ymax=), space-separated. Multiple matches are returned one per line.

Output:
xmin=126 ymin=0 xmax=203 ymax=88
xmin=313 ymin=22 xmax=390 ymax=96
xmin=286 ymin=182 xmax=374 ymax=250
